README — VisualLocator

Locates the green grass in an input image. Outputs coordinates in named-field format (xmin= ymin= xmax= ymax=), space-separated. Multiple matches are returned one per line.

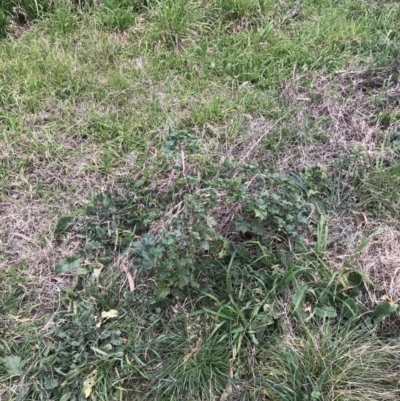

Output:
xmin=1 ymin=0 xmax=400 ymax=400
xmin=253 ymin=318 xmax=400 ymax=400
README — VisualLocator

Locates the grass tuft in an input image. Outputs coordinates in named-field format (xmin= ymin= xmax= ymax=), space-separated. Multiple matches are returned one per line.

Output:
xmin=254 ymin=319 xmax=400 ymax=401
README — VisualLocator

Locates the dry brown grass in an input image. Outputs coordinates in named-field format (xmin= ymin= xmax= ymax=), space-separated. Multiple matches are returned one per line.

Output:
xmin=0 ymin=134 xmax=109 ymax=315
xmin=277 ymin=64 xmax=400 ymax=170
xmin=275 ymin=65 xmax=400 ymax=304
xmin=292 ymin=179 xmax=400 ymax=307
xmin=358 ymin=224 xmax=400 ymax=303
xmin=304 ymin=217 xmax=400 ymax=305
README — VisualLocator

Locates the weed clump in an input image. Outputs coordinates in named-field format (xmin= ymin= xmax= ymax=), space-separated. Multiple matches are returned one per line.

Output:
xmin=45 ymin=147 xmax=400 ymax=399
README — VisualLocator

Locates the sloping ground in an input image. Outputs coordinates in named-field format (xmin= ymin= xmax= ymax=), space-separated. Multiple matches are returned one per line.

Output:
xmin=1 ymin=1 xmax=400 ymax=400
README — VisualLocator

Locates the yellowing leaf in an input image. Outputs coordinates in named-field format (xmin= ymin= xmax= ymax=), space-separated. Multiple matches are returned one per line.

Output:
xmin=254 ymin=208 xmax=268 ymax=220
xmin=83 ymin=384 xmax=92 ymax=398
xmin=82 ymin=370 xmax=97 ymax=398
xmin=218 ymin=242 xmax=228 ymax=258
xmin=93 ymin=267 xmax=103 ymax=278
xmin=101 ymin=309 xmax=119 ymax=319
xmin=320 ymin=164 xmax=327 ymax=178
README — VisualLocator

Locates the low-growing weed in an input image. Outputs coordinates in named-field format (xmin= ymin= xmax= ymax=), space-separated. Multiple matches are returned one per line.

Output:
xmin=44 ymin=149 xmax=400 ymax=398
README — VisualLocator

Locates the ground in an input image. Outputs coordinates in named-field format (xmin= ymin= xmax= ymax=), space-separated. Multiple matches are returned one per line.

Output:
xmin=1 ymin=1 xmax=400 ymax=400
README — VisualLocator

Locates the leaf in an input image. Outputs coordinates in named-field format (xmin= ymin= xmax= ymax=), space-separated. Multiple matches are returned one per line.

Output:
xmin=206 ymin=215 xmax=217 ymax=227
xmin=59 ymin=392 xmax=71 ymax=401
xmin=134 ymin=253 xmax=156 ymax=271
xmin=86 ymin=205 xmax=97 ymax=216
xmin=202 ymin=308 xmax=234 ymax=321
xmin=95 ymin=226 xmax=105 ymax=238
xmin=220 ymin=382 xmax=233 ymax=401
xmin=342 ymin=298 xmax=358 ymax=318
xmin=155 ymin=284 xmax=170 ymax=299
xmin=201 ymin=241 xmax=210 ymax=250
xmin=93 ymin=266 xmax=102 ymax=278
xmin=110 ymin=334 xmax=123 ymax=346
xmin=98 ymin=256 xmax=112 ymax=266
xmin=54 ymin=216 xmax=75 ymax=236
xmin=254 ymin=208 xmax=268 ymax=220
xmin=55 ymin=255 xmax=83 ymax=274
xmin=291 ymin=285 xmax=308 ymax=313
xmin=16 ymin=386 xmax=30 ymax=401
xmin=249 ymin=333 xmax=259 ymax=345
xmin=87 ymin=241 xmax=103 ymax=251
xmin=373 ymin=302 xmax=391 ymax=321
xmin=218 ymin=242 xmax=229 ymax=258
xmin=235 ymin=216 xmax=250 ymax=233
xmin=250 ymin=218 xmax=266 ymax=235
xmin=99 ymin=192 xmax=114 ymax=210
xmin=44 ymin=376 xmax=59 ymax=390
xmin=314 ymin=305 xmax=337 ymax=319
xmin=3 ymin=356 xmax=25 ymax=376
xmin=77 ymin=267 xmax=90 ymax=275
xmin=101 ymin=309 xmax=119 ymax=319
xmin=100 ymin=343 xmax=113 ymax=352
xmin=82 ymin=370 xmax=97 ymax=398
xmin=347 ymin=271 xmax=363 ymax=287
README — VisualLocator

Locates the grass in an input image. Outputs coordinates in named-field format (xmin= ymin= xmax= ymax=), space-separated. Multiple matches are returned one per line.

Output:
xmin=1 ymin=0 xmax=400 ymax=400
xmin=253 ymin=318 xmax=400 ymax=401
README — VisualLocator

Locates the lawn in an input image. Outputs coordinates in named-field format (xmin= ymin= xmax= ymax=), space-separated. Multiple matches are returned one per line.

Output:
xmin=1 ymin=1 xmax=400 ymax=400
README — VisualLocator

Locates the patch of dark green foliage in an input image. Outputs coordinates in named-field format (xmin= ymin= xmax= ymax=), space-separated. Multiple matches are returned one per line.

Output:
xmin=2 ymin=149 xmax=399 ymax=401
